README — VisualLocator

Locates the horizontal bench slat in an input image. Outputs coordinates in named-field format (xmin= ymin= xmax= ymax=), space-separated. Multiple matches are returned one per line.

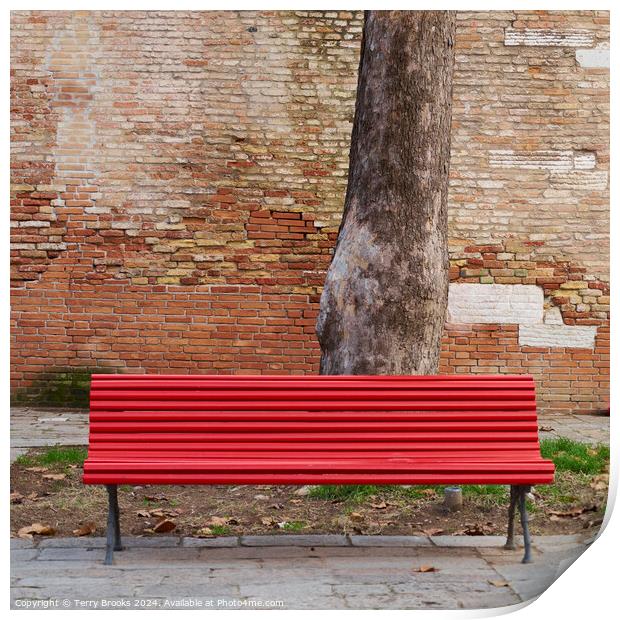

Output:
xmin=91 ymin=380 xmax=534 ymax=391
xmin=87 ymin=450 xmax=543 ymax=461
xmin=85 ymin=460 xmax=554 ymax=474
xmin=92 ymin=374 xmax=533 ymax=381
xmin=90 ymin=389 xmax=534 ymax=403
xmin=90 ymin=400 xmax=536 ymax=412
xmin=90 ymin=410 xmax=537 ymax=422
xmin=86 ymin=441 xmax=541 ymax=452
xmin=89 ymin=420 xmax=538 ymax=433
xmin=89 ymin=431 xmax=538 ymax=443
xmin=83 ymin=472 xmax=554 ymax=485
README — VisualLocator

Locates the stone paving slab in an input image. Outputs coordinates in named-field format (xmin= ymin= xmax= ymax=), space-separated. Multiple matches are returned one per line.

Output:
xmin=10 ymin=535 xmax=590 ymax=610
xmin=538 ymin=412 xmax=609 ymax=445
xmin=10 ymin=407 xmax=88 ymax=461
xmin=240 ymin=534 xmax=348 ymax=547
xmin=350 ymin=535 xmax=432 ymax=547
xmin=182 ymin=536 xmax=238 ymax=548
xmin=431 ymin=535 xmax=510 ymax=548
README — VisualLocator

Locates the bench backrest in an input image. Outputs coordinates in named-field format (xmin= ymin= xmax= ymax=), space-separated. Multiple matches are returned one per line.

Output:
xmin=88 ymin=374 xmax=540 ymax=460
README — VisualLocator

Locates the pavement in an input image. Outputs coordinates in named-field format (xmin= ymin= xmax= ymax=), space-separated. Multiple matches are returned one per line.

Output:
xmin=10 ymin=407 xmax=89 ymax=462
xmin=9 ymin=406 xmax=609 ymax=610
xmin=11 ymin=533 xmax=592 ymax=610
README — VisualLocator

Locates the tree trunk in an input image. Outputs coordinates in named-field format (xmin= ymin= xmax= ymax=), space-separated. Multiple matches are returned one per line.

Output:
xmin=316 ymin=11 xmax=456 ymax=375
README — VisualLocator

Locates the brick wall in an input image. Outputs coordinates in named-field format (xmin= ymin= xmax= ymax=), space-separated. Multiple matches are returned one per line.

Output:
xmin=10 ymin=10 xmax=609 ymax=413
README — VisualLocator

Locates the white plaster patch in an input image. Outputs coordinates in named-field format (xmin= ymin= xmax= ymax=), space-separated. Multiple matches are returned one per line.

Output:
xmin=447 ymin=284 xmax=543 ymax=325
xmin=576 ymin=48 xmax=610 ymax=68
xmin=448 ymin=284 xmax=598 ymax=349
xmin=504 ymin=28 xmax=594 ymax=47
xmin=519 ymin=324 xmax=597 ymax=348
xmin=489 ymin=150 xmax=598 ymax=173
xmin=489 ymin=150 xmax=573 ymax=172
xmin=573 ymin=152 xmax=596 ymax=170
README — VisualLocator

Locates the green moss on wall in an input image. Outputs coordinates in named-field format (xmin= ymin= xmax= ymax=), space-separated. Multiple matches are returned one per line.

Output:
xmin=11 ymin=367 xmax=119 ymax=408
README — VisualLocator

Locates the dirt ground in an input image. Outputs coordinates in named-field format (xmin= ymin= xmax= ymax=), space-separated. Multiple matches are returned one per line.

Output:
xmin=10 ymin=448 xmax=608 ymax=541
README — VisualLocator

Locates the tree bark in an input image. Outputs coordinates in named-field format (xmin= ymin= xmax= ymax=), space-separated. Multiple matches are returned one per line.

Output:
xmin=316 ymin=11 xmax=456 ymax=375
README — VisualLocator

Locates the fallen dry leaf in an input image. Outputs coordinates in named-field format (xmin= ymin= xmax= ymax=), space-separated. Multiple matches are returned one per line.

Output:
xmin=73 ymin=523 xmax=96 ymax=537
xmin=136 ymin=510 xmax=151 ymax=518
xmin=145 ymin=494 xmax=168 ymax=502
xmin=10 ymin=491 xmax=24 ymax=504
xmin=149 ymin=508 xmax=181 ymax=518
xmin=548 ymin=505 xmax=597 ymax=518
xmin=489 ymin=580 xmax=509 ymax=587
xmin=196 ymin=527 xmax=215 ymax=538
xmin=590 ymin=474 xmax=609 ymax=491
xmin=153 ymin=519 xmax=176 ymax=533
xmin=43 ymin=473 xmax=66 ymax=481
xmin=26 ymin=467 xmax=48 ymax=473
xmin=414 ymin=565 xmax=438 ymax=573
xmin=208 ymin=516 xmax=228 ymax=527
xmin=370 ymin=501 xmax=388 ymax=510
xmin=18 ymin=523 xmax=56 ymax=539
xmin=261 ymin=516 xmax=278 ymax=527
xmin=349 ymin=512 xmax=364 ymax=522
xmin=423 ymin=528 xmax=444 ymax=536
xmin=459 ymin=523 xmax=491 ymax=536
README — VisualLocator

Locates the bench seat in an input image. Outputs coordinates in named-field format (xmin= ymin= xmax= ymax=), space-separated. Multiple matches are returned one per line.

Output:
xmin=83 ymin=373 xmax=554 ymax=564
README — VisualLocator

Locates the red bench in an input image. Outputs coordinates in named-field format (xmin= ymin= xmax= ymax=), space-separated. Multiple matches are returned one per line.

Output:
xmin=83 ymin=374 xmax=554 ymax=565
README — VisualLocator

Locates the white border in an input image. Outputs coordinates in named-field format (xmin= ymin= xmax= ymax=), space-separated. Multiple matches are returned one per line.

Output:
xmin=3 ymin=3 xmax=615 ymax=618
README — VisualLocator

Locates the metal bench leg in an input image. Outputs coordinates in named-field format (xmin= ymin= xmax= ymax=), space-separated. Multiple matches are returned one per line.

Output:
xmin=517 ymin=485 xmax=533 ymax=564
xmin=504 ymin=485 xmax=518 ymax=550
xmin=105 ymin=485 xmax=121 ymax=565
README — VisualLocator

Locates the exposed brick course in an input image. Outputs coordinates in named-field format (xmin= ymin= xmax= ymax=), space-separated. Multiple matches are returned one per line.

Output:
xmin=11 ymin=11 xmax=609 ymax=413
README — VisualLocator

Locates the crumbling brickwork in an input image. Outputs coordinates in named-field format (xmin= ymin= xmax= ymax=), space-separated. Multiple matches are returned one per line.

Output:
xmin=11 ymin=10 xmax=609 ymax=413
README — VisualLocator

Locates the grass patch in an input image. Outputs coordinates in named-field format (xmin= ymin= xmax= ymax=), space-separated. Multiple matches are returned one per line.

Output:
xmin=540 ymin=438 xmax=609 ymax=474
xmin=282 ymin=521 xmax=305 ymax=532
xmin=309 ymin=483 xmax=509 ymax=506
xmin=14 ymin=446 xmax=87 ymax=469
xmin=210 ymin=525 xmax=231 ymax=536
xmin=535 ymin=472 xmax=597 ymax=504
xmin=14 ymin=454 xmax=36 ymax=467
xmin=308 ymin=485 xmax=380 ymax=502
